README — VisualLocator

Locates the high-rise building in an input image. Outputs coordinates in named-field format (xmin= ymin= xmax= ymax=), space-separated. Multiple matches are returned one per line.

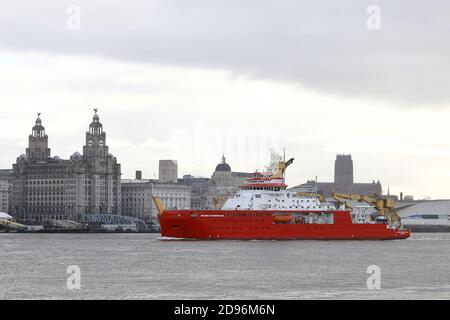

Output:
xmin=159 ymin=160 xmax=178 ymax=184
xmin=11 ymin=111 xmax=121 ymax=222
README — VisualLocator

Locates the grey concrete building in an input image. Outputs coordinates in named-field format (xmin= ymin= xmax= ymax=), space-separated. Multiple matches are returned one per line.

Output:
xmin=291 ymin=154 xmax=382 ymax=197
xmin=180 ymin=175 xmax=210 ymax=210
xmin=0 ymin=169 xmax=13 ymax=213
xmin=159 ymin=160 xmax=178 ymax=184
xmin=121 ymin=171 xmax=191 ymax=223
xmin=11 ymin=111 xmax=121 ymax=222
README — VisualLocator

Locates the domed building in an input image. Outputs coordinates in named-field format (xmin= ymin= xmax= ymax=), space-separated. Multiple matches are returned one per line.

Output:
xmin=70 ymin=151 xmax=83 ymax=162
xmin=11 ymin=110 xmax=121 ymax=222
xmin=214 ymin=155 xmax=232 ymax=173
xmin=207 ymin=155 xmax=252 ymax=209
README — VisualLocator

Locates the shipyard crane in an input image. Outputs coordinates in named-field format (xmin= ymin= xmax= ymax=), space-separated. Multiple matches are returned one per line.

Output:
xmin=332 ymin=192 xmax=401 ymax=225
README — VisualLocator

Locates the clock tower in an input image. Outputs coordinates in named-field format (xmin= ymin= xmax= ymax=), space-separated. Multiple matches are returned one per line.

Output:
xmin=12 ymin=109 xmax=121 ymax=222
xmin=83 ymin=109 xmax=108 ymax=159
xmin=81 ymin=109 xmax=121 ymax=215
xmin=26 ymin=113 xmax=51 ymax=162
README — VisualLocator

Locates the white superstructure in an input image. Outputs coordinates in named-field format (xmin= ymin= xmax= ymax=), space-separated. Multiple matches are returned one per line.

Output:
xmin=222 ymin=188 xmax=335 ymax=211
xmin=221 ymin=159 xmax=335 ymax=211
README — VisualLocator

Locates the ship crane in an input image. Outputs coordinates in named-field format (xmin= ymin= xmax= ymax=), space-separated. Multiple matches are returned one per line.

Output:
xmin=297 ymin=192 xmax=326 ymax=204
xmin=332 ymin=192 xmax=401 ymax=225
xmin=273 ymin=158 xmax=294 ymax=178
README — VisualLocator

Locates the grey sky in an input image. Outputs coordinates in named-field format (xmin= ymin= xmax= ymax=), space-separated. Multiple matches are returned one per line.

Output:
xmin=1 ymin=1 xmax=449 ymax=105
xmin=0 ymin=1 xmax=449 ymax=199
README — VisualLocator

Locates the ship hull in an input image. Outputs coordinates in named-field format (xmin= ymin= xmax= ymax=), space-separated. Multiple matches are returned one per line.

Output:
xmin=158 ymin=210 xmax=410 ymax=240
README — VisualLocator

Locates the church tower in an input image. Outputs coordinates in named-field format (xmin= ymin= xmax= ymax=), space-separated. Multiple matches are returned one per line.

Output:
xmin=83 ymin=109 xmax=109 ymax=159
xmin=26 ymin=113 xmax=51 ymax=162
xmin=334 ymin=154 xmax=354 ymax=193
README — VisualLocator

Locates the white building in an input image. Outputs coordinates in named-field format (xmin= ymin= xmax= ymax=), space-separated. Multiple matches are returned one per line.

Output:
xmin=121 ymin=171 xmax=191 ymax=223
xmin=397 ymin=200 xmax=450 ymax=229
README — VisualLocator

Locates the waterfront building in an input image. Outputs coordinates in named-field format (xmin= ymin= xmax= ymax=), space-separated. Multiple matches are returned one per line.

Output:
xmin=290 ymin=154 xmax=382 ymax=197
xmin=207 ymin=155 xmax=252 ymax=209
xmin=121 ymin=170 xmax=191 ymax=222
xmin=0 ymin=169 xmax=13 ymax=213
xmin=396 ymin=199 xmax=450 ymax=231
xmin=11 ymin=111 xmax=121 ymax=222
xmin=180 ymin=175 xmax=210 ymax=210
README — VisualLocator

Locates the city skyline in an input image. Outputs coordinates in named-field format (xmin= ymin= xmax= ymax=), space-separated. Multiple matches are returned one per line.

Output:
xmin=1 ymin=1 xmax=450 ymax=199
xmin=0 ymin=110 xmax=444 ymax=200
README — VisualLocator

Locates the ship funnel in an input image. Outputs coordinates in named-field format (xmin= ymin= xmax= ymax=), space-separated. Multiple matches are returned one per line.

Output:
xmin=152 ymin=197 xmax=166 ymax=216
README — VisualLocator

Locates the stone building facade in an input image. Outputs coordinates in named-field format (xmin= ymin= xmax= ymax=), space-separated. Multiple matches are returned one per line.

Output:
xmin=121 ymin=172 xmax=191 ymax=223
xmin=207 ymin=155 xmax=252 ymax=209
xmin=159 ymin=160 xmax=178 ymax=184
xmin=11 ymin=111 xmax=121 ymax=222
xmin=0 ymin=169 xmax=12 ymax=213
xmin=181 ymin=175 xmax=210 ymax=210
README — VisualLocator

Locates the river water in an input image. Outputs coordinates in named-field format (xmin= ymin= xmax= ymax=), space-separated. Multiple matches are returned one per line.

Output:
xmin=0 ymin=233 xmax=449 ymax=300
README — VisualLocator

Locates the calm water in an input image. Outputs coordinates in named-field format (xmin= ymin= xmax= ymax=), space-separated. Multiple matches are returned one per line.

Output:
xmin=0 ymin=233 xmax=449 ymax=300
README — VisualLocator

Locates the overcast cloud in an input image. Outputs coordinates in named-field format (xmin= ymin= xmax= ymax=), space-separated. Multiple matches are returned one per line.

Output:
xmin=1 ymin=0 xmax=449 ymax=105
xmin=1 ymin=1 xmax=449 ymax=199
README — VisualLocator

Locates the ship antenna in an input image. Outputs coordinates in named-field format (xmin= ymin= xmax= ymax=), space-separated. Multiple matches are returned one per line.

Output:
xmin=315 ymin=176 xmax=319 ymax=200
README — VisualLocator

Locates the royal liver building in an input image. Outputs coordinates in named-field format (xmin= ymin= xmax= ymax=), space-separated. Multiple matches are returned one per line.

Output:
xmin=12 ymin=111 xmax=121 ymax=222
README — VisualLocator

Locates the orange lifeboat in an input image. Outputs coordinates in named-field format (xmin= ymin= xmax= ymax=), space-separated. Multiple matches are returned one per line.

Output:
xmin=273 ymin=215 xmax=293 ymax=223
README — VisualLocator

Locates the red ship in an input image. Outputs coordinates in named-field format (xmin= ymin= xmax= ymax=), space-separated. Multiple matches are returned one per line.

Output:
xmin=154 ymin=155 xmax=410 ymax=240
